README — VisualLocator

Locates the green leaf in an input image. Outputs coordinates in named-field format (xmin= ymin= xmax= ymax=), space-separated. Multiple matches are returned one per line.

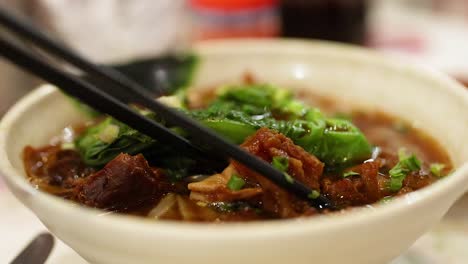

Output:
xmin=316 ymin=118 xmax=372 ymax=167
xmin=388 ymin=150 xmax=422 ymax=192
xmin=191 ymin=84 xmax=372 ymax=167
xmin=75 ymin=117 xmax=156 ymax=166
xmin=343 ymin=171 xmax=360 ymax=178
xmin=218 ymin=84 xmax=282 ymax=108
xmin=398 ymin=149 xmax=421 ymax=171
xmin=200 ymin=119 xmax=257 ymax=144
xmin=227 ymin=175 xmax=246 ymax=191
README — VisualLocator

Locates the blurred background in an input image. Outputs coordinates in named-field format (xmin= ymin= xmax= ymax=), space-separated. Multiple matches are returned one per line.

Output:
xmin=1 ymin=0 xmax=468 ymax=116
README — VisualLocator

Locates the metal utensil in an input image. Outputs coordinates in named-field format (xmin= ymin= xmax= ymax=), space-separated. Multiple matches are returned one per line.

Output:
xmin=10 ymin=233 xmax=54 ymax=264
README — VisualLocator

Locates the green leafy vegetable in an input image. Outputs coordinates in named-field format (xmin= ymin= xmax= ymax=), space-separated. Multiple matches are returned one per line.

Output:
xmin=217 ymin=84 xmax=294 ymax=115
xmin=162 ymin=157 xmax=197 ymax=182
xmin=75 ymin=117 xmax=155 ymax=166
xmin=343 ymin=171 xmax=360 ymax=178
xmin=430 ymin=163 xmax=446 ymax=177
xmin=388 ymin=149 xmax=422 ymax=192
xmin=75 ymin=83 xmax=372 ymax=171
xmin=227 ymin=175 xmax=246 ymax=191
xmin=199 ymin=118 xmax=257 ymax=144
xmin=191 ymin=84 xmax=372 ymax=167
xmin=97 ymin=124 xmax=120 ymax=143
xmin=316 ymin=118 xmax=372 ymax=167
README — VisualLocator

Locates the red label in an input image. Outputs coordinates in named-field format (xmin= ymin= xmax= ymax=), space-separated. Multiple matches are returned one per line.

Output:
xmin=190 ymin=0 xmax=278 ymax=11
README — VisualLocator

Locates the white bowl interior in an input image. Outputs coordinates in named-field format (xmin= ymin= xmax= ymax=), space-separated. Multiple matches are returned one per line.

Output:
xmin=1 ymin=39 xmax=468 ymax=264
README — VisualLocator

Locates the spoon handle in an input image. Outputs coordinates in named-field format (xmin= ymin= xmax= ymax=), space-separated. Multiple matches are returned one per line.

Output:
xmin=10 ymin=233 xmax=54 ymax=264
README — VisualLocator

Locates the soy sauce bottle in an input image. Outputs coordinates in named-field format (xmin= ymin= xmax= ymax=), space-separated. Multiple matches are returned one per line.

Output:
xmin=280 ymin=0 xmax=368 ymax=44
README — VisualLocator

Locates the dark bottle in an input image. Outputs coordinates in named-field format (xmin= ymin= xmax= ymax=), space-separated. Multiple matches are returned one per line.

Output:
xmin=280 ymin=0 xmax=368 ymax=44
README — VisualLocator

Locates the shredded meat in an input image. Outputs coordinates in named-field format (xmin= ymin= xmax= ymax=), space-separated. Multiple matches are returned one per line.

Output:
xmin=232 ymin=128 xmax=324 ymax=218
xmin=188 ymin=165 xmax=262 ymax=202
xmin=74 ymin=153 xmax=172 ymax=210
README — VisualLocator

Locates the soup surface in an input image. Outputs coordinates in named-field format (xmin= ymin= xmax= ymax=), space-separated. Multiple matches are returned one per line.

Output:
xmin=23 ymin=81 xmax=452 ymax=221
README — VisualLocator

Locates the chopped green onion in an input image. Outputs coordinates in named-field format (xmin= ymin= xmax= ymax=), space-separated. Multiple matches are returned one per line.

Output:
xmin=308 ymin=190 xmax=320 ymax=199
xmin=227 ymin=174 xmax=246 ymax=191
xmin=271 ymin=156 xmax=289 ymax=172
xmin=61 ymin=142 xmax=76 ymax=150
xmin=271 ymin=156 xmax=295 ymax=184
xmin=430 ymin=163 xmax=446 ymax=177
xmin=283 ymin=173 xmax=295 ymax=184
xmin=389 ymin=149 xmax=422 ymax=192
xmin=379 ymin=196 xmax=393 ymax=204
xmin=343 ymin=171 xmax=360 ymax=178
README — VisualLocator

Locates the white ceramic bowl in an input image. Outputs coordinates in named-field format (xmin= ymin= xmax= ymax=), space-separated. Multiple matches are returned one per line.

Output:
xmin=1 ymin=39 xmax=468 ymax=264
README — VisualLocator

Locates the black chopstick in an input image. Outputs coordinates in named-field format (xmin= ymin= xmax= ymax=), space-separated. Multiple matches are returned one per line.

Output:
xmin=0 ymin=10 xmax=334 ymax=210
xmin=0 ymin=37 xmax=214 ymax=163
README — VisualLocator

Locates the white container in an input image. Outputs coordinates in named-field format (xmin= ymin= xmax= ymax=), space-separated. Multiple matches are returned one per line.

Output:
xmin=1 ymin=39 xmax=467 ymax=264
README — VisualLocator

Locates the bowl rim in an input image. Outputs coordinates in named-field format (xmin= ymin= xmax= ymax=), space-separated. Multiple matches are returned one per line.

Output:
xmin=1 ymin=38 xmax=468 ymax=239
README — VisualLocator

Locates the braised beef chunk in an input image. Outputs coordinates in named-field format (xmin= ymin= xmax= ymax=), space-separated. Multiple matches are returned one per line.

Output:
xmin=235 ymin=128 xmax=324 ymax=189
xmin=23 ymin=146 xmax=94 ymax=190
xmin=397 ymin=170 xmax=435 ymax=195
xmin=322 ymin=157 xmax=437 ymax=207
xmin=232 ymin=128 xmax=324 ymax=218
xmin=74 ymin=153 xmax=171 ymax=210
xmin=322 ymin=161 xmax=391 ymax=207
